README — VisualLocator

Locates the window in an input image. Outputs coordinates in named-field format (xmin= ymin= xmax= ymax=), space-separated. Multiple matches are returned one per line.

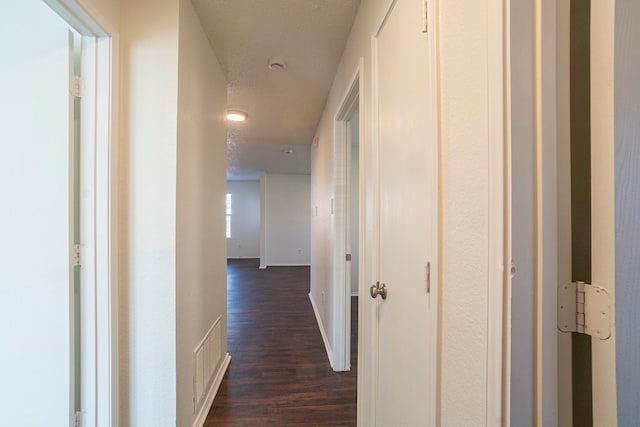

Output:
xmin=226 ymin=193 xmax=232 ymax=238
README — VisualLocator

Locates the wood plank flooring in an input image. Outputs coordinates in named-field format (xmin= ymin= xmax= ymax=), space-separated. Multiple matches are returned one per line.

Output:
xmin=205 ymin=259 xmax=357 ymax=426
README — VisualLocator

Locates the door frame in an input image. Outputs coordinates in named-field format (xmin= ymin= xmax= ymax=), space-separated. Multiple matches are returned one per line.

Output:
xmin=487 ymin=0 xmax=508 ymax=424
xmin=333 ymin=63 xmax=362 ymax=372
xmin=505 ymin=0 xmax=614 ymax=425
xmin=44 ymin=1 xmax=119 ymax=425
xmin=366 ymin=0 xmax=442 ymax=424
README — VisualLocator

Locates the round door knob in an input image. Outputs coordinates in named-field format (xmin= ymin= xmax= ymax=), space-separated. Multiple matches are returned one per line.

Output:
xmin=370 ymin=282 xmax=387 ymax=299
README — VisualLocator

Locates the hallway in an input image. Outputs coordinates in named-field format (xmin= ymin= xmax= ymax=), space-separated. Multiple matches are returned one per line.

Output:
xmin=205 ymin=259 xmax=357 ymax=426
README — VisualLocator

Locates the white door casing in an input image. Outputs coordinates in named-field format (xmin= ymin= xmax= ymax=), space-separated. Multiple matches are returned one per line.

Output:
xmin=334 ymin=67 xmax=362 ymax=372
xmin=371 ymin=0 xmax=439 ymax=424
xmin=34 ymin=1 xmax=119 ymax=425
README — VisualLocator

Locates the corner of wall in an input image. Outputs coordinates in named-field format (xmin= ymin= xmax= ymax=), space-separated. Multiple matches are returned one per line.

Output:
xmin=308 ymin=292 xmax=334 ymax=368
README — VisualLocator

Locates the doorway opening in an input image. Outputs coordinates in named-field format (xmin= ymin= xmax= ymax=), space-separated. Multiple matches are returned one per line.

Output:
xmin=333 ymin=65 xmax=362 ymax=372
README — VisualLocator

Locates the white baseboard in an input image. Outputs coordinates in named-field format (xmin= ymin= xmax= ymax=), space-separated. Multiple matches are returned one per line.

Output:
xmin=192 ymin=353 xmax=231 ymax=427
xmin=308 ymin=293 xmax=334 ymax=368
xmin=351 ymin=291 xmax=359 ymax=297
xmin=259 ymin=264 xmax=267 ymax=269
xmin=263 ymin=263 xmax=311 ymax=267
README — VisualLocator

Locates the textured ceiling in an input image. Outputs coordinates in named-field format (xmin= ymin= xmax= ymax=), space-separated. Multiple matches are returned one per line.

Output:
xmin=192 ymin=0 xmax=361 ymax=180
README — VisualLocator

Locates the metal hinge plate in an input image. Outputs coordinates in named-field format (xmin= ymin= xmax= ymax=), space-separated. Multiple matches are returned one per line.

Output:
xmin=424 ymin=261 xmax=431 ymax=293
xmin=346 ymin=254 xmax=351 ymax=261
xmin=558 ymin=281 xmax=611 ymax=340
xmin=422 ymin=0 xmax=428 ymax=33
xmin=74 ymin=411 xmax=82 ymax=427
xmin=72 ymin=75 xmax=82 ymax=98
xmin=74 ymin=244 xmax=81 ymax=267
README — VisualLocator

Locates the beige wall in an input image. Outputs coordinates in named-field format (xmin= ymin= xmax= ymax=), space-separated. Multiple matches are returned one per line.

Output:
xmin=438 ymin=1 xmax=490 ymax=422
xmin=176 ymin=0 xmax=228 ymax=424
xmin=79 ymin=0 xmax=120 ymax=31
xmin=118 ymin=0 xmax=180 ymax=424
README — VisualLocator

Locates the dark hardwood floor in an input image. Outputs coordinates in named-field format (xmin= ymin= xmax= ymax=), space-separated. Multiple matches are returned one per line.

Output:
xmin=205 ymin=259 xmax=357 ymax=426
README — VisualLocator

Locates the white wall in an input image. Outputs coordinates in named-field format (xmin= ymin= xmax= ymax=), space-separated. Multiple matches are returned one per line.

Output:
xmin=119 ymin=0 xmax=180 ymax=423
xmin=226 ymin=180 xmax=261 ymax=258
xmin=176 ymin=0 xmax=228 ymax=425
xmin=310 ymin=0 xmax=497 ymax=423
xmin=261 ymin=173 xmax=311 ymax=266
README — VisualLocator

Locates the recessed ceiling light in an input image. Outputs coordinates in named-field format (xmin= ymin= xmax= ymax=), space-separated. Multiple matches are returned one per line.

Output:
xmin=268 ymin=58 xmax=286 ymax=72
xmin=226 ymin=110 xmax=248 ymax=122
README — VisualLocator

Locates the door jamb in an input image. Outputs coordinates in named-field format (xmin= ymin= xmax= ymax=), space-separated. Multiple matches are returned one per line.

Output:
xmin=333 ymin=64 xmax=362 ymax=372
xmin=43 ymin=1 xmax=119 ymax=425
xmin=507 ymin=0 xmax=563 ymax=425
xmin=487 ymin=0 xmax=507 ymax=424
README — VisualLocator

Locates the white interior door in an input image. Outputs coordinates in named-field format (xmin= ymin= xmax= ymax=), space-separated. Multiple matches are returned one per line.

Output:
xmin=373 ymin=0 xmax=438 ymax=424
xmin=0 ymin=2 xmax=75 ymax=425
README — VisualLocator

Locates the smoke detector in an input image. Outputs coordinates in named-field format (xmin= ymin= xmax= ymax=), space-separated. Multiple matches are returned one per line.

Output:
xmin=268 ymin=58 xmax=286 ymax=72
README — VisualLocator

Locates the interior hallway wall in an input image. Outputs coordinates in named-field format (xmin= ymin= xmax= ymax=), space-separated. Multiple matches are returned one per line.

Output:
xmin=119 ymin=0 xmax=228 ymax=425
xmin=226 ymin=180 xmax=261 ymax=259
xmin=261 ymin=173 xmax=311 ymax=267
xmin=119 ymin=0 xmax=180 ymax=423
xmin=176 ymin=0 xmax=228 ymax=425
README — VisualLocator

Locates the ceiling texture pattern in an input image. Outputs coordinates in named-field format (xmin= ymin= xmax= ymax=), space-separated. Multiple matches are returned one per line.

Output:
xmin=192 ymin=0 xmax=361 ymax=180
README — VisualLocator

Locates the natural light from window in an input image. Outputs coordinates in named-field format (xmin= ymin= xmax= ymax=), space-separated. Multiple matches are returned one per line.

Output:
xmin=226 ymin=193 xmax=232 ymax=238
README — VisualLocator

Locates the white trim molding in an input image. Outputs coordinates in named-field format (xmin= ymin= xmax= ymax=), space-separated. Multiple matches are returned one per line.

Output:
xmin=309 ymin=293 xmax=335 ymax=369
xmin=332 ymin=61 xmax=362 ymax=373
xmin=486 ymin=0 xmax=507 ymax=425
xmin=192 ymin=353 xmax=231 ymax=427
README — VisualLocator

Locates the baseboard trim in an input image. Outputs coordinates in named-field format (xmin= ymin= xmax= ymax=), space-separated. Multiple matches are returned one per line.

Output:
xmin=351 ymin=291 xmax=359 ymax=297
xmin=192 ymin=352 xmax=231 ymax=427
xmin=308 ymin=293 xmax=334 ymax=368
xmin=264 ymin=263 xmax=311 ymax=267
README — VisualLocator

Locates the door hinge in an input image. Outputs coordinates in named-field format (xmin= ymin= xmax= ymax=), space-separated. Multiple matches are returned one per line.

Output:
xmin=346 ymin=254 xmax=352 ymax=261
xmin=424 ymin=261 xmax=431 ymax=293
xmin=74 ymin=411 xmax=82 ymax=427
xmin=558 ymin=281 xmax=611 ymax=340
xmin=72 ymin=75 xmax=82 ymax=98
xmin=74 ymin=244 xmax=81 ymax=267
xmin=422 ymin=0 xmax=429 ymax=33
